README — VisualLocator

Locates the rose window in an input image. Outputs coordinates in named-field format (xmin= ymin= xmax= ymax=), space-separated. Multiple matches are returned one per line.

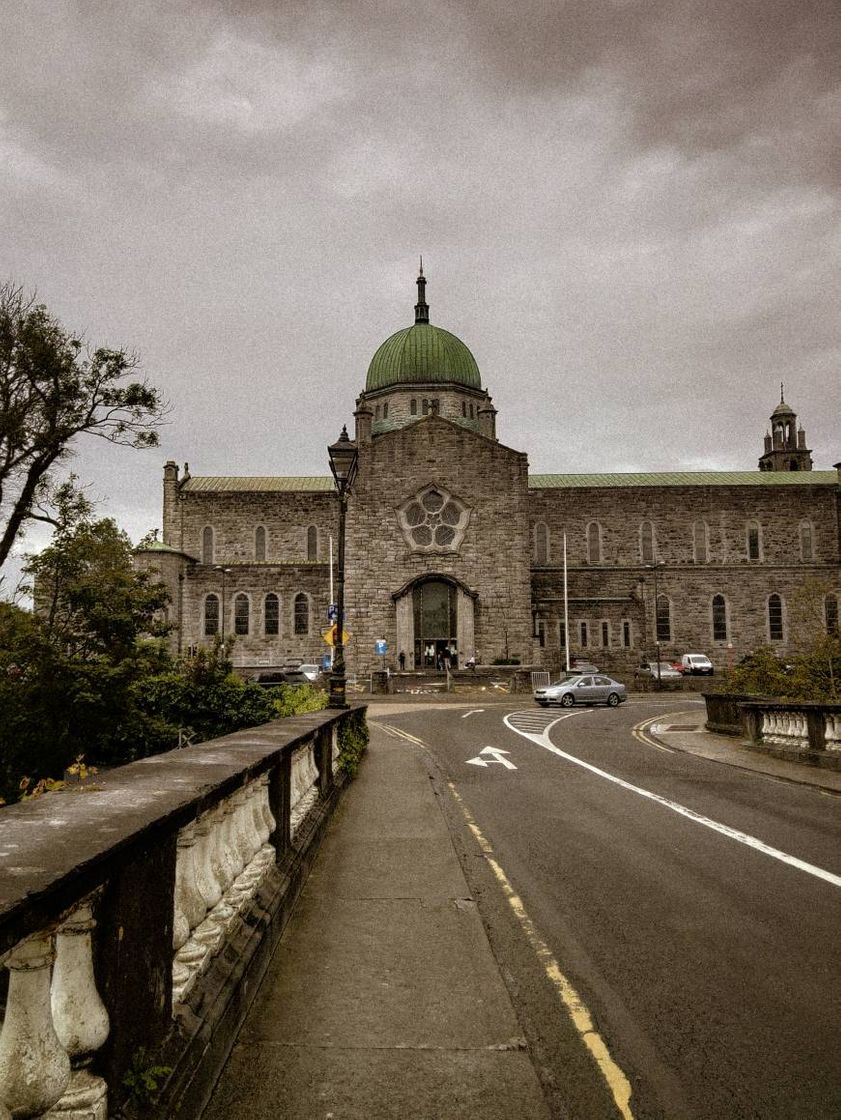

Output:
xmin=398 ymin=486 xmax=470 ymax=553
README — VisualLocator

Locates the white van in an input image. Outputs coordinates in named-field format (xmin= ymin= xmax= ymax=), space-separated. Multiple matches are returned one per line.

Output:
xmin=680 ymin=653 xmax=714 ymax=675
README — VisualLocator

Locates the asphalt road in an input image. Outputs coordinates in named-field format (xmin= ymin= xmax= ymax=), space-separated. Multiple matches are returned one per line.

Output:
xmin=373 ymin=698 xmax=841 ymax=1120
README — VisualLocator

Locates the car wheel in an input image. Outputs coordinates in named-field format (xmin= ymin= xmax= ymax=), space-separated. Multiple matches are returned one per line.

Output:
xmin=560 ymin=693 xmax=574 ymax=708
xmin=606 ymin=692 xmax=620 ymax=707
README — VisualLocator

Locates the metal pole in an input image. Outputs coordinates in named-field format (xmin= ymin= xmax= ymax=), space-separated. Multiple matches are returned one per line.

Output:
xmin=563 ymin=531 xmax=570 ymax=673
xmin=652 ymin=563 xmax=661 ymax=689
xmin=329 ymin=494 xmax=348 ymax=708
xmin=220 ymin=569 xmax=227 ymax=654
xmin=329 ymin=535 xmax=335 ymax=669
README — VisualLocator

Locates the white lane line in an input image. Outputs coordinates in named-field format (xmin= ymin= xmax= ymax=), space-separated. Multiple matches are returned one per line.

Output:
xmin=504 ymin=712 xmax=841 ymax=890
xmin=462 ymin=709 xmax=485 ymax=718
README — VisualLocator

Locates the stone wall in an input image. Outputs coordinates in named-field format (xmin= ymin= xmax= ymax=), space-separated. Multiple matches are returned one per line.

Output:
xmin=345 ymin=415 xmax=533 ymax=674
xmin=529 ymin=482 xmax=841 ymax=675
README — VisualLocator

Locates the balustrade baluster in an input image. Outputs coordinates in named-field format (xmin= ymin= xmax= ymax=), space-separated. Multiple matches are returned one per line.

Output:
xmin=45 ymin=902 xmax=110 ymax=1119
xmin=0 ymin=932 xmax=71 ymax=1118
xmin=173 ymin=825 xmax=210 ymax=1004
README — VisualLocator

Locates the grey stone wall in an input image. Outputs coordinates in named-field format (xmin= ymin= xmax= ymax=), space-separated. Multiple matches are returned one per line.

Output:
xmin=345 ymin=415 xmax=533 ymax=674
xmin=529 ymin=483 xmax=841 ymax=675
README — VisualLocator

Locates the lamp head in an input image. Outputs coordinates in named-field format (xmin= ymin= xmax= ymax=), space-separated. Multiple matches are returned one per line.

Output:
xmin=328 ymin=425 xmax=359 ymax=494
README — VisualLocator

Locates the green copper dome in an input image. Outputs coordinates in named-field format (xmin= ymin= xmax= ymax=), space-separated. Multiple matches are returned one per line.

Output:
xmin=366 ymin=323 xmax=481 ymax=392
xmin=365 ymin=265 xmax=482 ymax=392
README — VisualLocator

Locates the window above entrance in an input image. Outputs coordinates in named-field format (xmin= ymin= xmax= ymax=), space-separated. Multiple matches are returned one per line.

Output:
xmin=398 ymin=484 xmax=470 ymax=553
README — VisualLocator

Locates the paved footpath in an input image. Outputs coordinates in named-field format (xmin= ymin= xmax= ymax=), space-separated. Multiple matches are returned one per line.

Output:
xmin=204 ymin=697 xmax=840 ymax=1118
xmin=203 ymin=722 xmax=551 ymax=1120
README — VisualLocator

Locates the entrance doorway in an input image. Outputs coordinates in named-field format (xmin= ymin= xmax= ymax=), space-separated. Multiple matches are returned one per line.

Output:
xmin=413 ymin=579 xmax=457 ymax=669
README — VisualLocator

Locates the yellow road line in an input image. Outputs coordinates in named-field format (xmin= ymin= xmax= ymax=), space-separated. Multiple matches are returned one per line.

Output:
xmin=379 ymin=724 xmax=425 ymax=745
xmin=447 ymin=781 xmax=635 ymax=1120
xmin=632 ymin=715 xmax=675 ymax=754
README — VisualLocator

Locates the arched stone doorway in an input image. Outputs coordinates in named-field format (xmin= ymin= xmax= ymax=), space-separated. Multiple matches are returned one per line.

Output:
xmin=393 ymin=575 xmax=476 ymax=670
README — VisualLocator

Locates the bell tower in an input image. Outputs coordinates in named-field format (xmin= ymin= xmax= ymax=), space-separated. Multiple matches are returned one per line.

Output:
xmin=758 ymin=385 xmax=813 ymax=472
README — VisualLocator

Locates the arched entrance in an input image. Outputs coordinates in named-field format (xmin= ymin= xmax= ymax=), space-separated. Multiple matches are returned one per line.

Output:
xmin=413 ymin=579 xmax=456 ymax=668
xmin=393 ymin=575 xmax=476 ymax=670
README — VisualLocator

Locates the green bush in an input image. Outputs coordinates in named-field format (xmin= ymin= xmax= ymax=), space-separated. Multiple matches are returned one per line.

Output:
xmin=272 ymin=682 xmax=328 ymax=718
xmin=337 ymin=708 xmax=369 ymax=778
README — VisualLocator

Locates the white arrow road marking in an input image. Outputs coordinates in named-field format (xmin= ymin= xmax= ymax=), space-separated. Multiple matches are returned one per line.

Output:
xmin=504 ymin=710 xmax=841 ymax=890
xmin=466 ymin=746 xmax=518 ymax=770
xmin=461 ymin=709 xmax=485 ymax=718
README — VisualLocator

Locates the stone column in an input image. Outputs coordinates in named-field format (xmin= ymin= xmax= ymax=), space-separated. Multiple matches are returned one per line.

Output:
xmin=395 ymin=593 xmax=414 ymax=667
xmin=456 ymin=588 xmax=475 ymax=661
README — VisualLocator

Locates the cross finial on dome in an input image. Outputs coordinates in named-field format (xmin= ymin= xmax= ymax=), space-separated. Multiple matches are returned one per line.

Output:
xmin=415 ymin=259 xmax=429 ymax=324
xmin=780 ymin=380 xmax=785 ymax=403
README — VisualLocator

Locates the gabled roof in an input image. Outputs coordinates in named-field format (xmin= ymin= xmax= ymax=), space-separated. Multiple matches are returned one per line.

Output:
xmin=528 ymin=470 xmax=838 ymax=488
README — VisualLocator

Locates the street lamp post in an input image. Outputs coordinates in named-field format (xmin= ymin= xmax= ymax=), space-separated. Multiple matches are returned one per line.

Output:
xmin=648 ymin=561 xmax=665 ymax=688
xmin=327 ymin=426 xmax=359 ymax=709
xmin=214 ymin=566 xmax=231 ymax=653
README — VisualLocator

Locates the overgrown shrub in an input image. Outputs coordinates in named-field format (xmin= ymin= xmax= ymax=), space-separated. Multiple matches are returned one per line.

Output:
xmin=337 ymin=708 xmax=368 ymax=777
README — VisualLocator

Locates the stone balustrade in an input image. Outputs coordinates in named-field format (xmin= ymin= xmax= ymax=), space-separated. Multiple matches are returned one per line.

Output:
xmin=0 ymin=705 xmax=362 ymax=1120
xmin=704 ymin=693 xmax=841 ymax=769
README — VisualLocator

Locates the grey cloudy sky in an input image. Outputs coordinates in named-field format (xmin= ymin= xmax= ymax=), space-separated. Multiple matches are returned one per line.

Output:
xmin=3 ymin=0 xmax=840 ymax=569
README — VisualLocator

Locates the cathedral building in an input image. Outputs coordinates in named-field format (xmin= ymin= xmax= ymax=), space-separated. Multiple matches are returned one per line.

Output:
xmin=136 ymin=270 xmax=841 ymax=677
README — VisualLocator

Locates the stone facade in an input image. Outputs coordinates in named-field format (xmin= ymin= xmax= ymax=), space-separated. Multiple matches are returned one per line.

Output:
xmin=137 ymin=276 xmax=840 ymax=679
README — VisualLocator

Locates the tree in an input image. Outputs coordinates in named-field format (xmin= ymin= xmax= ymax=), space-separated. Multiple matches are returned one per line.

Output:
xmin=25 ymin=513 xmax=171 ymax=662
xmin=0 ymin=283 xmax=166 ymax=568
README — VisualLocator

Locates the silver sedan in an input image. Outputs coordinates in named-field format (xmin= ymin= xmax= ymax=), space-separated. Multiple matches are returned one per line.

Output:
xmin=534 ymin=673 xmax=627 ymax=708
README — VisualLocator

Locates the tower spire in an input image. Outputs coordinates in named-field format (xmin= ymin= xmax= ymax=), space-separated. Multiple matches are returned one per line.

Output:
xmin=780 ymin=380 xmax=785 ymax=404
xmin=414 ymin=258 xmax=429 ymax=324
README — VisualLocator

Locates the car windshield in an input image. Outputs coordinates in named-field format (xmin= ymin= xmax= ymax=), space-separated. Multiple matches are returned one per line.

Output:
xmin=554 ymin=674 xmax=583 ymax=685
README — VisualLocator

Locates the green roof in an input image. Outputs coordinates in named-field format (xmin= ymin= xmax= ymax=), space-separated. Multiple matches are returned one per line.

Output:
xmin=366 ymin=323 xmax=481 ymax=392
xmin=529 ymin=470 xmax=838 ymax=488
xmin=182 ymin=476 xmax=333 ymax=493
xmin=134 ymin=540 xmax=188 ymax=554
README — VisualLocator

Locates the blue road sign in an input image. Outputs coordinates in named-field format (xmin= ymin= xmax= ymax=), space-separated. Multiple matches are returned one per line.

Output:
xmin=375 ymin=639 xmax=387 ymax=657
xmin=327 ymin=604 xmax=338 ymax=623
xmin=321 ymin=653 xmax=332 ymax=671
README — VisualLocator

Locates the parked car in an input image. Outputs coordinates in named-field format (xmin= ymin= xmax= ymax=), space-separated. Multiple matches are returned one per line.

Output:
xmin=534 ymin=673 xmax=627 ymax=708
xmin=636 ymin=661 xmax=682 ymax=680
xmin=679 ymin=653 xmax=714 ymax=675
xmin=256 ymin=664 xmax=322 ymax=687
xmin=279 ymin=663 xmax=322 ymax=685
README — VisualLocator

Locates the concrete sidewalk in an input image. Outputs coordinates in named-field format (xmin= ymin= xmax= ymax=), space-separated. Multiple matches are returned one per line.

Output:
xmin=644 ymin=707 xmax=841 ymax=794
xmin=203 ymin=725 xmax=551 ymax=1120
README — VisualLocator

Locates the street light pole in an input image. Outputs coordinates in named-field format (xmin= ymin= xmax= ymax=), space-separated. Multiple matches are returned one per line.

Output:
xmin=327 ymin=426 xmax=359 ymax=709
xmin=648 ymin=561 xmax=665 ymax=689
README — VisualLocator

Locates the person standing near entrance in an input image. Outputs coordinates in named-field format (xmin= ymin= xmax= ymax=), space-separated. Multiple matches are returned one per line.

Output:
xmin=398 ymin=650 xmax=406 ymax=671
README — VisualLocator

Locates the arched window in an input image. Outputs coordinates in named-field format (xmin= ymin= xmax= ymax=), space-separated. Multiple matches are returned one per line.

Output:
xmin=383 ymin=402 xmax=389 ymax=419
xmin=204 ymin=593 xmax=219 ymax=637
xmin=255 ymin=525 xmax=266 ymax=562
xmin=234 ymin=593 xmax=249 ymax=636
xmin=587 ymin=522 xmax=602 ymax=564
xmin=656 ymin=595 xmax=671 ymax=642
xmin=746 ymin=521 xmax=761 ymax=561
xmin=264 ymin=593 xmax=280 ymax=636
xmin=601 ymin=620 xmax=610 ymax=647
xmin=799 ymin=521 xmax=814 ymax=562
xmin=640 ymin=521 xmax=656 ymax=564
xmin=559 ymin=620 xmax=567 ymax=649
xmin=622 ymin=620 xmax=632 ymax=648
xmin=294 ymin=593 xmax=309 ymax=635
xmin=410 ymin=399 xmax=417 ymax=415
xmin=202 ymin=526 xmax=214 ymax=565
xmin=693 ymin=521 xmax=708 ymax=564
xmin=375 ymin=404 xmax=380 ymax=419
xmin=712 ymin=594 xmax=728 ymax=641
xmin=534 ymin=522 xmax=549 ymax=564
xmin=307 ymin=525 xmax=318 ymax=562
xmin=825 ymin=594 xmax=838 ymax=636
xmin=768 ymin=594 xmax=784 ymax=641
xmin=462 ymin=401 xmax=467 ymax=417
xmin=579 ymin=621 xmax=589 ymax=648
